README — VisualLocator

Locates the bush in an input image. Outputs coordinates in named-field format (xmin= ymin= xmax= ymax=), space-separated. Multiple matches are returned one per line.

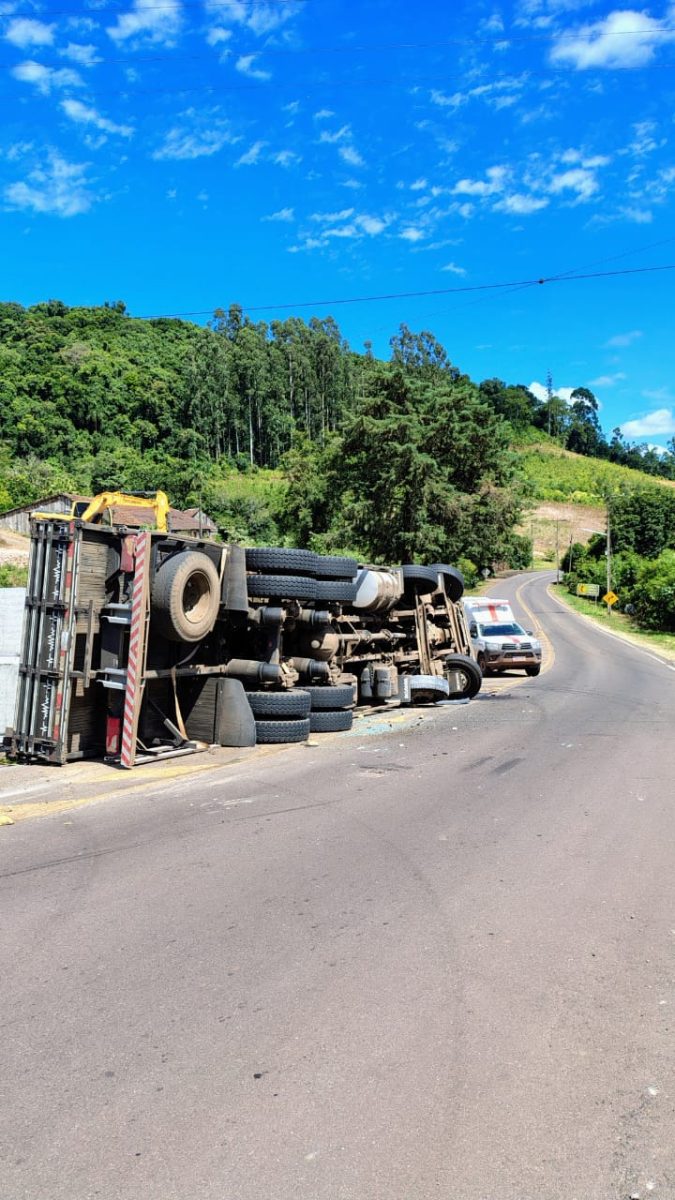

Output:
xmin=0 ymin=563 xmax=28 ymax=587
xmin=632 ymin=550 xmax=675 ymax=631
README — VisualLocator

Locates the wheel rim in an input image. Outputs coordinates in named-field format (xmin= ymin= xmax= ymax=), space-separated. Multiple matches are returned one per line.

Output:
xmin=182 ymin=571 xmax=213 ymax=627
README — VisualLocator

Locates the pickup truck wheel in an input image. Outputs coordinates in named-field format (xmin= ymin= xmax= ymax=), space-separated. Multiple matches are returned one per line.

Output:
xmin=152 ymin=551 xmax=220 ymax=643
xmin=444 ymin=653 xmax=482 ymax=699
xmin=246 ymin=690 xmax=311 ymax=718
xmin=254 ymin=717 xmax=310 ymax=744
xmin=309 ymin=709 xmax=354 ymax=733
xmin=477 ymin=652 xmax=487 ymax=673
xmin=525 ymin=665 xmax=541 ymax=677
xmin=245 ymin=547 xmax=317 ymax=575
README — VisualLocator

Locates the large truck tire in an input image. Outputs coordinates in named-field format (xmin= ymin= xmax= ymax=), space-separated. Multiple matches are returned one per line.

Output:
xmin=247 ymin=574 xmax=317 ymax=601
xmin=246 ymin=690 xmax=311 ymax=719
xmin=303 ymin=684 xmax=356 ymax=710
xmin=401 ymin=564 xmax=441 ymax=595
xmin=245 ymin=547 xmax=317 ymax=575
xmin=254 ymin=718 xmax=310 ymax=744
xmin=314 ymin=579 xmax=358 ymax=603
xmin=152 ymin=551 xmax=220 ymax=643
xmin=407 ymin=674 xmax=450 ymax=704
xmin=444 ymin=653 xmax=483 ymax=699
xmin=309 ymin=709 xmax=354 ymax=733
xmin=429 ymin=563 xmax=465 ymax=602
xmin=314 ymin=555 xmax=358 ymax=580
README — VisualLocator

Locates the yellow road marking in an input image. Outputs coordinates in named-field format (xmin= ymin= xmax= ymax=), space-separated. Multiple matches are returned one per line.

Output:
xmin=515 ymin=576 xmax=556 ymax=676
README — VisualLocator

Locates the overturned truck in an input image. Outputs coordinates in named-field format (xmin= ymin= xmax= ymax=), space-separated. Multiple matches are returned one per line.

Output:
xmin=4 ymin=511 xmax=481 ymax=767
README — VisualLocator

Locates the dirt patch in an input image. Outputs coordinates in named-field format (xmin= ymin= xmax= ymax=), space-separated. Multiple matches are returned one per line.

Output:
xmin=0 ymin=529 xmax=30 ymax=565
xmin=518 ymin=501 xmax=606 ymax=563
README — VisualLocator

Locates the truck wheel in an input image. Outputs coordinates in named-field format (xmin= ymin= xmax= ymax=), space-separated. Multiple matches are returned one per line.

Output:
xmin=245 ymin=547 xmax=317 ymax=575
xmin=402 ymin=564 xmax=441 ymax=595
xmin=247 ymin=574 xmax=317 ymax=601
xmin=444 ymin=653 xmax=482 ymax=699
xmin=309 ymin=709 xmax=354 ymax=733
xmin=254 ymin=718 xmax=310 ymax=744
xmin=428 ymin=563 xmax=465 ymax=602
xmin=246 ymin=690 xmax=311 ymax=719
xmin=477 ymin=652 xmax=487 ymax=673
xmin=525 ymin=665 xmax=541 ymax=677
xmin=314 ymin=555 xmax=358 ymax=580
xmin=152 ymin=551 xmax=220 ymax=643
xmin=303 ymin=684 xmax=356 ymax=710
xmin=314 ymin=579 xmax=358 ymax=603
xmin=408 ymin=674 xmax=450 ymax=704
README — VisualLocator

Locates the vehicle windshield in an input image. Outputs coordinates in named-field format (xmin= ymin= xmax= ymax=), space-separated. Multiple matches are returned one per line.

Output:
xmin=479 ymin=622 xmax=525 ymax=637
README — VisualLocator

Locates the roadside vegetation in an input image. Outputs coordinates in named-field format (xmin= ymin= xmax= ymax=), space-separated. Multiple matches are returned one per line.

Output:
xmin=552 ymin=587 xmax=675 ymax=658
xmin=2 ymin=300 xmax=675 ymax=601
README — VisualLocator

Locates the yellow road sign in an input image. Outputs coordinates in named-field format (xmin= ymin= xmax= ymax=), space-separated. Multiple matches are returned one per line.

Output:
xmin=603 ymin=590 xmax=618 ymax=606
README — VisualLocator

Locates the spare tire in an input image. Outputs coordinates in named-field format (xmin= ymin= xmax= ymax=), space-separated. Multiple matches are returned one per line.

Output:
xmin=401 ymin=564 xmax=441 ymax=595
xmin=428 ymin=563 xmax=465 ymax=602
xmin=152 ymin=551 xmax=220 ymax=643
xmin=246 ymin=690 xmax=311 ymax=719
xmin=245 ymin=547 xmax=317 ymax=575
xmin=444 ymin=653 xmax=482 ymax=699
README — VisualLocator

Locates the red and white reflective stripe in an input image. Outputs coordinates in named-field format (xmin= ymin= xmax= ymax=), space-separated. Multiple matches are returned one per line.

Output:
xmin=120 ymin=533 xmax=149 ymax=769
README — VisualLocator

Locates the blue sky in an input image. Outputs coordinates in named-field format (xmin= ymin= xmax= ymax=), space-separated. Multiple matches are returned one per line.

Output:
xmin=1 ymin=0 xmax=675 ymax=446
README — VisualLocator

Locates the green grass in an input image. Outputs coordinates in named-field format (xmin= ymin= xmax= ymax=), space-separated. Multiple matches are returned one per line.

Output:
xmin=552 ymin=586 xmax=675 ymax=658
xmin=517 ymin=443 xmax=675 ymax=505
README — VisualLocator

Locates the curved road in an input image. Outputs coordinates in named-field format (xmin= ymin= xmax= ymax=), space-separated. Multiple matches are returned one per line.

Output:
xmin=2 ymin=572 xmax=675 ymax=1200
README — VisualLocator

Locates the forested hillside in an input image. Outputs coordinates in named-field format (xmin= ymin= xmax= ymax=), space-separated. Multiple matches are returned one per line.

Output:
xmin=2 ymin=299 xmax=675 ymax=621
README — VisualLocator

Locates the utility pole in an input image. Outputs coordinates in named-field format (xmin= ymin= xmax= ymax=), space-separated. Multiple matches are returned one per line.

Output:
xmin=606 ymin=502 xmax=612 ymax=615
xmin=555 ymin=519 xmax=560 ymax=583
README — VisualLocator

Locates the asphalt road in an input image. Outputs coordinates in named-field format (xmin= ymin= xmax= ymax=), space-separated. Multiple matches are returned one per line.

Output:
xmin=2 ymin=572 xmax=675 ymax=1200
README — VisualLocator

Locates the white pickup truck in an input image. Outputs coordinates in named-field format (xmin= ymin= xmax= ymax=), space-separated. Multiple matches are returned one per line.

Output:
xmin=463 ymin=597 xmax=542 ymax=677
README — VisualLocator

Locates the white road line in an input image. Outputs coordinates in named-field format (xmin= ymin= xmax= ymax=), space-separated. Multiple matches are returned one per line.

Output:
xmin=546 ymin=584 xmax=675 ymax=673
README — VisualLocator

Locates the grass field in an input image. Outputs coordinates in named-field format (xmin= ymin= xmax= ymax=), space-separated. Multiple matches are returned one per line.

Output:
xmin=517 ymin=442 xmax=675 ymax=506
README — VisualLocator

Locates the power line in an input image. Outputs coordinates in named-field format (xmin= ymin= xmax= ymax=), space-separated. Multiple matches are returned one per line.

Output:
xmin=138 ymin=262 xmax=675 ymax=320
xmin=4 ymin=27 xmax=675 ymax=73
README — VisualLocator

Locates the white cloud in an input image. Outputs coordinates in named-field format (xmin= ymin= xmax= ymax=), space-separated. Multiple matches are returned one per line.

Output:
xmin=4 ymin=151 xmax=95 ymax=218
xmin=272 ymin=149 xmax=301 ymax=167
xmin=314 ymin=108 xmax=334 ymax=119
xmin=493 ymin=193 xmax=549 ymax=214
xmin=5 ymin=17 xmax=54 ymax=46
xmin=410 ymin=178 xmax=428 ymax=191
xmin=62 ymin=99 xmax=133 ymax=138
xmin=453 ymin=165 xmax=507 ymax=197
xmin=235 ymin=53 xmax=271 ymax=80
xmin=107 ymin=0 xmax=182 ymax=45
xmin=318 ymin=124 xmax=351 ymax=144
xmin=311 ymin=208 xmax=354 ymax=223
xmin=400 ymin=226 xmax=425 ymax=242
xmin=339 ymin=144 xmax=365 ymax=167
xmin=548 ymin=166 xmax=599 ymax=201
xmin=203 ymin=0 xmax=303 ymax=36
xmin=529 ymin=381 xmax=577 ymax=403
xmin=263 ymin=206 xmax=294 ymax=222
xmin=206 ymin=27 xmax=232 ymax=45
xmin=550 ymin=9 xmax=675 ymax=70
xmin=356 ymin=213 xmax=388 ymax=235
xmin=12 ymin=59 xmax=83 ymax=93
xmin=235 ymin=139 xmax=266 ymax=166
xmin=604 ymin=329 xmax=642 ymax=347
xmin=441 ymin=261 xmax=466 ymax=275
xmin=60 ymin=42 xmax=100 ymax=65
xmin=588 ymin=372 xmax=626 ymax=386
xmin=153 ymin=111 xmax=237 ymax=159
xmin=621 ymin=408 xmax=675 ymax=437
